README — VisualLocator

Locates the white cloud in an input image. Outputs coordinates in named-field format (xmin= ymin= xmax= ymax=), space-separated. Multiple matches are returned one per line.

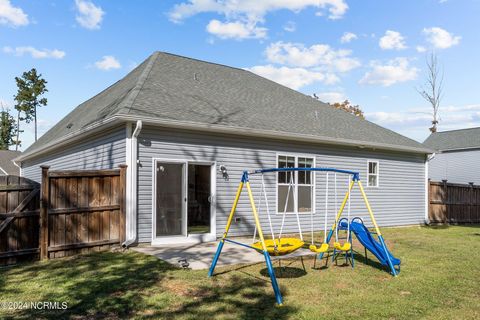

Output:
xmin=170 ymin=0 xmax=348 ymax=22
xmin=416 ymin=45 xmax=427 ymax=53
xmin=0 ymin=0 xmax=28 ymax=27
xmin=246 ymin=65 xmax=339 ymax=90
xmin=3 ymin=46 xmax=65 ymax=59
xmin=75 ymin=0 xmax=104 ymax=30
xmin=94 ymin=55 xmax=121 ymax=71
xmin=340 ymin=32 xmax=357 ymax=43
xmin=422 ymin=27 xmax=460 ymax=49
xmin=265 ymin=41 xmax=361 ymax=72
xmin=283 ymin=21 xmax=296 ymax=32
xmin=379 ymin=30 xmax=407 ymax=50
xmin=169 ymin=0 xmax=348 ymax=39
xmin=314 ymin=91 xmax=346 ymax=103
xmin=359 ymin=58 xmax=418 ymax=86
xmin=206 ymin=19 xmax=266 ymax=39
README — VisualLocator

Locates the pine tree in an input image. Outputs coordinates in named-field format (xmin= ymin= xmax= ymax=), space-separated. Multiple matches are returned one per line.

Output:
xmin=14 ymin=68 xmax=48 ymax=149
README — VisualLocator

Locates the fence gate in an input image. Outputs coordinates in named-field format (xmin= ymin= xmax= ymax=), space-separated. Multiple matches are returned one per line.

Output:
xmin=0 ymin=176 xmax=40 ymax=265
xmin=40 ymin=165 xmax=127 ymax=259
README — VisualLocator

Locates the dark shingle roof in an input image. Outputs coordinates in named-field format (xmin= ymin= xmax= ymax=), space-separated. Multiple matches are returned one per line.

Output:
xmin=20 ymin=51 xmax=430 ymax=160
xmin=423 ymin=127 xmax=480 ymax=151
xmin=0 ymin=150 xmax=21 ymax=175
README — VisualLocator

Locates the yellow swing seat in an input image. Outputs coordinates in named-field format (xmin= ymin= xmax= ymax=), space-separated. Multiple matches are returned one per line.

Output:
xmin=333 ymin=242 xmax=351 ymax=251
xmin=252 ymin=238 xmax=305 ymax=256
xmin=309 ymin=243 xmax=329 ymax=253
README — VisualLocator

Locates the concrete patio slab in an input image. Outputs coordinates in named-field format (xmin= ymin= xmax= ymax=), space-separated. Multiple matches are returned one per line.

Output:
xmin=132 ymin=239 xmax=266 ymax=270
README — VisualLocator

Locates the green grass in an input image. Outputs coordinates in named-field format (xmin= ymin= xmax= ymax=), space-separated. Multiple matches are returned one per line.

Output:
xmin=1 ymin=225 xmax=479 ymax=319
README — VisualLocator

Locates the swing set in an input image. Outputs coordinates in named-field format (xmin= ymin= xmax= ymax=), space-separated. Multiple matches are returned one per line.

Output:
xmin=208 ymin=167 xmax=399 ymax=305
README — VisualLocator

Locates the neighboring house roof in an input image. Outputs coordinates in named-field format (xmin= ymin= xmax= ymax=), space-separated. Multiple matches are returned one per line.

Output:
xmin=424 ymin=127 xmax=480 ymax=151
xmin=17 ymin=51 xmax=431 ymax=162
xmin=0 ymin=150 xmax=21 ymax=175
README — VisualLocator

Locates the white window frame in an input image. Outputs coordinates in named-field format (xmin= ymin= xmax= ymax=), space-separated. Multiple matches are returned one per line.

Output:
xmin=276 ymin=153 xmax=316 ymax=214
xmin=367 ymin=160 xmax=379 ymax=188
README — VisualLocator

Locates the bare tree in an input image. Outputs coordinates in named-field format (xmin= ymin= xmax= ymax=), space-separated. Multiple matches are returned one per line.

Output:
xmin=417 ymin=53 xmax=443 ymax=133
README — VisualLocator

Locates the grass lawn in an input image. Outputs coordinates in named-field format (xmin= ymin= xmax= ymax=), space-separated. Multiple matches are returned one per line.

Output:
xmin=0 ymin=225 xmax=479 ymax=319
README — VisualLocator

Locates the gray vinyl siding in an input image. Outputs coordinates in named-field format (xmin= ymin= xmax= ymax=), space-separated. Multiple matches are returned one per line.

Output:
xmin=429 ymin=149 xmax=480 ymax=184
xmin=138 ymin=126 xmax=426 ymax=243
xmin=21 ymin=127 xmax=126 ymax=182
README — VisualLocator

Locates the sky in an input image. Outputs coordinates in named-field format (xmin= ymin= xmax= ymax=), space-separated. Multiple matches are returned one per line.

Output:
xmin=0 ymin=0 xmax=479 ymax=151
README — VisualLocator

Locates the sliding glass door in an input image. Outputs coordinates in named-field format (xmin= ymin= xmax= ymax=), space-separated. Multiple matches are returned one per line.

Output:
xmin=154 ymin=160 xmax=213 ymax=240
xmin=155 ymin=161 xmax=186 ymax=237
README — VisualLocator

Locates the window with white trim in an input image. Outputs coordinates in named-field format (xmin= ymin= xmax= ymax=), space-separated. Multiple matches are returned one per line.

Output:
xmin=367 ymin=161 xmax=379 ymax=187
xmin=277 ymin=155 xmax=314 ymax=213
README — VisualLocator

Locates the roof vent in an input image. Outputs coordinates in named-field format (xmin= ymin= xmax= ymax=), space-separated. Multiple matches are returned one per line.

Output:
xmin=194 ymin=72 xmax=199 ymax=81
xmin=66 ymin=123 xmax=73 ymax=129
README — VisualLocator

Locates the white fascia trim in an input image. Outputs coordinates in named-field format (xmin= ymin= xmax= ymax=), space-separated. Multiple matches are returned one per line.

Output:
xmin=14 ymin=117 xmax=122 ymax=163
xmin=116 ymin=115 xmax=433 ymax=155
xmin=0 ymin=167 xmax=8 ymax=175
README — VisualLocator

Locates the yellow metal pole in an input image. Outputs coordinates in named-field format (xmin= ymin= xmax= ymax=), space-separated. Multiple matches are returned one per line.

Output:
xmin=357 ymin=180 xmax=382 ymax=236
xmin=246 ymin=181 xmax=268 ymax=252
xmin=331 ymin=180 xmax=356 ymax=231
xmin=222 ymin=182 xmax=244 ymax=239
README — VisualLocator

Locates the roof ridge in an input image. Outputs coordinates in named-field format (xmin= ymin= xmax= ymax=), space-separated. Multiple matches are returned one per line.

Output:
xmin=119 ymin=52 xmax=160 ymax=115
xmin=155 ymin=51 xmax=255 ymax=74
xmin=434 ymin=126 xmax=480 ymax=134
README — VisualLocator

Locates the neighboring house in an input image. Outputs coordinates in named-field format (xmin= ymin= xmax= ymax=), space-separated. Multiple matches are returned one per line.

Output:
xmin=14 ymin=52 xmax=432 ymax=246
xmin=424 ymin=127 xmax=480 ymax=184
xmin=0 ymin=150 xmax=21 ymax=175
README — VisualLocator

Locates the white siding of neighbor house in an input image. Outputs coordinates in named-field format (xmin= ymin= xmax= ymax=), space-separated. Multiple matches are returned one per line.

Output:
xmin=428 ymin=149 xmax=480 ymax=184
xmin=137 ymin=126 xmax=426 ymax=243
xmin=21 ymin=127 xmax=126 ymax=182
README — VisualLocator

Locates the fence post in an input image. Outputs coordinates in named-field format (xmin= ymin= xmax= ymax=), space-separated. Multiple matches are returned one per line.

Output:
xmin=119 ymin=165 xmax=127 ymax=244
xmin=442 ymin=179 xmax=448 ymax=223
xmin=40 ymin=166 xmax=50 ymax=260
xmin=469 ymin=182 xmax=474 ymax=223
xmin=427 ymin=178 xmax=431 ymax=224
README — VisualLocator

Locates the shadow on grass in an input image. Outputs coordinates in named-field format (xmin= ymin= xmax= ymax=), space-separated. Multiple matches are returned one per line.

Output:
xmin=259 ymin=266 xmax=307 ymax=279
xmin=2 ymin=251 xmax=174 ymax=319
xmin=141 ymin=275 xmax=296 ymax=319
xmin=2 ymin=251 xmax=297 ymax=319
xmin=352 ymin=251 xmax=393 ymax=274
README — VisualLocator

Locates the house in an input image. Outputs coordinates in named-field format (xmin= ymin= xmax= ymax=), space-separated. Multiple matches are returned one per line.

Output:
xmin=14 ymin=52 xmax=432 ymax=246
xmin=424 ymin=127 xmax=480 ymax=184
xmin=0 ymin=150 xmax=21 ymax=175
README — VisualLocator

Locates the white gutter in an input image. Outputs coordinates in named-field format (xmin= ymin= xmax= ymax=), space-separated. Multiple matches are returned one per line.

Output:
xmin=15 ymin=113 xmax=433 ymax=165
xmin=424 ymin=153 xmax=436 ymax=225
xmin=14 ymin=117 xmax=121 ymax=163
xmin=116 ymin=114 xmax=434 ymax=155
xmin=122 ymin=120 xmax=142 ymax=248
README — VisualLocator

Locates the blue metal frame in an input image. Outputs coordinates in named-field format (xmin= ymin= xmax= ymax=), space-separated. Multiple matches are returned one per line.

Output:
xmin=249 ymin=167 xmax=360 ymax=181
xmin=208 ymin=236 xmax=283 ymax=305
xmin=208 ymin=240 xmax=224 ymax=277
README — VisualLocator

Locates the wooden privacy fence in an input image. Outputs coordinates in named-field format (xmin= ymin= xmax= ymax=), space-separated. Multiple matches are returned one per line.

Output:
xmin=0 ymin=176 xmax=41 ymax=265
xmin=429 ymin=180 xmax=480 ymax=224
xmin=0 ymin=165 xmax=126 ymax=265
xmin=40 ymin=165 xmax=127 ymax=259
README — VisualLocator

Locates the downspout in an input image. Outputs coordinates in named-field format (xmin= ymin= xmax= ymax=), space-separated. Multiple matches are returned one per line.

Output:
xmin=424 ymin=153 xmax=436 ymax=225
xmin=122 ymin=120 xmax=142 ymax=248
xmin=12 ymin=160 xmax=22 ymax=176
